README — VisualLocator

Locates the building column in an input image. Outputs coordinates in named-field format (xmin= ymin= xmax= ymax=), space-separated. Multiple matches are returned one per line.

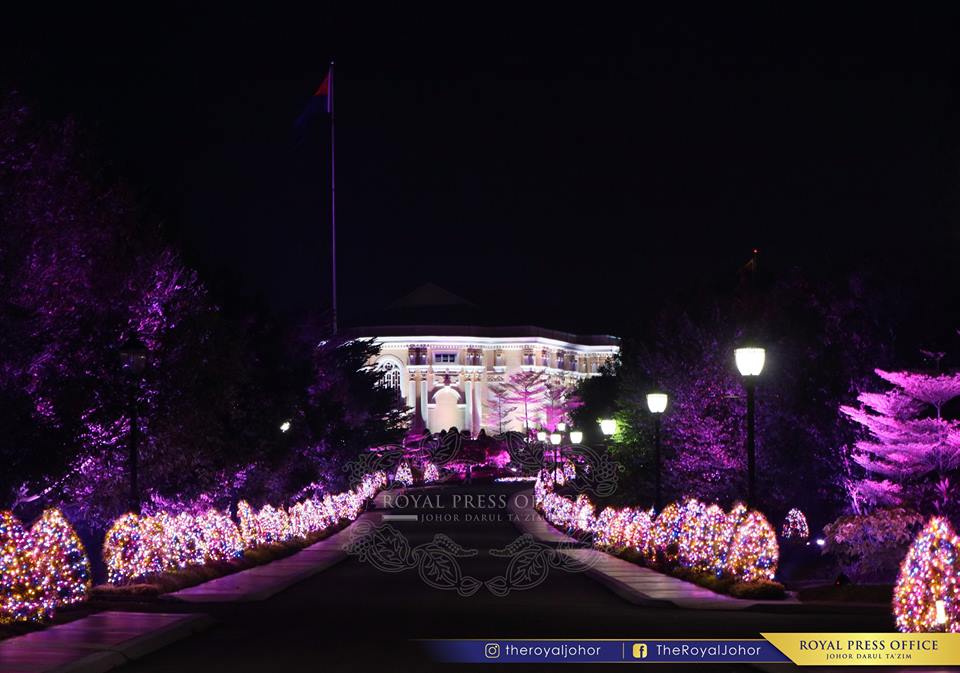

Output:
xmin=407 ymin=378 xmax=416 ymax=410
xmin=474 ymin=380 xmax=483 ymax=433
xmin=464 ymin=378 xmax=473 ymax=436
xmin=420 ymin=377 xmax=429 ymax=426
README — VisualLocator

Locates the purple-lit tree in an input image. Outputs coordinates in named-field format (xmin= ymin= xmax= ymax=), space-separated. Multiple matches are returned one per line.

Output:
xmin=543 ymin=382 xmax=583 ymax=432
xmin=502 ymin=370 xmax=549 ymax=433
xmin=0 ymin=94 xmax=403 ymax=527
xmin=575 ymin=270 xmax=894 ymax=515
xmin=484 ymin=383 xmax=517 ymax=434
xmin=840 ymin=369 xmax=960 ymax=513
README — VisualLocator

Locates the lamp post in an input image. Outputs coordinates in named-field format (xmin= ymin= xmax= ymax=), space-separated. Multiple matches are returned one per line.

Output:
xmin=119 ymin=337 xmax=148 ymax=514
xmin=569 ymin=430 xmax=583 ymax=445
xmin=646 ymin=392 xmax=668 ymax=510
xmin=735 ymin=346 xmax=765 ymax=507
xmin=550 ymin=432 xmax=562 ymax=481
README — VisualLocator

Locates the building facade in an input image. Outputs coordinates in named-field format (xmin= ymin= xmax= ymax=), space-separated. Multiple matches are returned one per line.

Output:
xmin=350 ymin=325 xmax=619 ymax=435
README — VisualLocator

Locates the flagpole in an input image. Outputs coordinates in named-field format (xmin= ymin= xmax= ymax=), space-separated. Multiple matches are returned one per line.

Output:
xmin=329 ymin=60 xmax=338 ymax=336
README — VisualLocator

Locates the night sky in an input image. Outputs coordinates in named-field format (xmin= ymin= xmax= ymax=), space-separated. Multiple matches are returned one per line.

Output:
xmin=3 ymin=6 xmax=960 ymax=338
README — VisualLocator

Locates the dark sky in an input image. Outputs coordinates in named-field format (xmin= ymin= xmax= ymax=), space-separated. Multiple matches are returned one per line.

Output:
xmin=3 ymin=6 xmax=960 ymax=337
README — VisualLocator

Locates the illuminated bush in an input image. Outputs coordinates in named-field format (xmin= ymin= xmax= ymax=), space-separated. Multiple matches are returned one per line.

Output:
xmin=103 ymin=471 xmax=387 ymax=584
xmin=256 ymin=505 xmax=291 ymax=544
xmin=572 ymin=494 xmax=596 ymax=533
xmin=677 ymin=499 xmax=711 ymax=570
xmin=0 ymin=511 xmax=54 ymax=623
xmin=195 ymin=509 xmax=244 ymax=560
xmin=780 ymin=508 xmax=809 ymax=541
xmin=623 ymin=508 xmax=653 ymax=550
xmin=394 ymin=462 xmax=413 ymax=487
xmin=236 ymin=500 xmax=261 ymax=547
xmin=533 ymin=475 xmax=779 ymax=587
xmin=644 ymin=502 xmax=683 ymax=563
xmin=29 ymin=509 xmax=92 ymax=607
xmin=103 ymin=514 xmax=145 ymax=584
xmin=893 ymin=517 xmax=960 ymax=633
xmin=423 ymin=462 xmax=440 ymax=483
xmin=724 ymin=511 xmax=779 ymax=582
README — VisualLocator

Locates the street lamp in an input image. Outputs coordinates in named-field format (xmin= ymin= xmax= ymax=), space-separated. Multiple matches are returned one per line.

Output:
xmin=735 ymin=346 xmax=765 ymax=506
xmin=646 ymin=392 xmax=668 ymax=510
xmin=598 ymin=418 xmax=617 ymax=437
xmin=557 ymin=422 xmax=567 ymax=432
xmin=569 ymin=430 xmax=583 ymax=445
xmin=119 ymin=337 xmax=148 ymax=514
xmin=550 ymin=432 xmax=562 ymax=481
xmin=536 ymin=429 xmax=547 ymax=442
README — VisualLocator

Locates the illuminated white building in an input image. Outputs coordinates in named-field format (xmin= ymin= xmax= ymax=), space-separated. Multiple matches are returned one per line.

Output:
xmin=353 ymin=326 xmax=619 ymax=435
xmin=348 ymin=284 xmax=618 ymax=435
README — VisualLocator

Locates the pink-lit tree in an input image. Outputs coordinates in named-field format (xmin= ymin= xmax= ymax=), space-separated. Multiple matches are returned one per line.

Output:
xmin=484 ymin=383 xmax=517 ymax=434
xmin=543 ymin=382 xmax=583 ymax=432
xmin=502 ymin=370 xmax=549 ymax=433
xmin=840 ymin=369 xmax=960 ymax=513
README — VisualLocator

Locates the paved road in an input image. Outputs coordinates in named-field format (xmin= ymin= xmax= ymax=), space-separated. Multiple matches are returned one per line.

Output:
xmin=118 ymin=482 xmax=893 ymax=672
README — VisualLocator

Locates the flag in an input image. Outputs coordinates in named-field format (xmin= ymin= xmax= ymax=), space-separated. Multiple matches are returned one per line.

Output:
xmin=296 ymin=66 xmax=333 ymax=128
xmin=313 ymin=71 xmax=332 ymax=114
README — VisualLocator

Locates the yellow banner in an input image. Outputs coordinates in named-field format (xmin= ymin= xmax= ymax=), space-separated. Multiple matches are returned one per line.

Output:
xmin=761 ymin=633 xmax=960 ymax=666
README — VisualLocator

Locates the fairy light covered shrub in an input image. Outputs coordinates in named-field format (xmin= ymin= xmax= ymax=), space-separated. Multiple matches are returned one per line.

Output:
xmin=534 ymin=475 xmax=779 ymax=587
xmin=724 ymin=511 xmax=779 ymax=582
xmin=780 ymin=508 xmax=809 ymax=541
xmin=0 ymin=511 xmax=54 ymax=624
xmin=423 ymin=462 xmax=440 ymax=483
xmin=29 ymin=509 xmax=92 ymax=607
xmin=893 ymin=517 xmax=960 ymax=633
xmin=393 ymin=462 xmax=413 ymax=487
xmin=103 ymin=471 xmax=387 ymax=584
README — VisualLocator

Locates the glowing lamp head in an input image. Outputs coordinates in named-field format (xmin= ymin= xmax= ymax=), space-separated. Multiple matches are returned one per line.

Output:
xmin=549 ymin=432 xmax=562 ymax=446
xmin=557 ymin=422 xmax=567 ymax=432
xmin=536 ymin=430 xmax=547 ymax=442
xmin=569 ymin=430 xmax=583 ymax=444
xmin=280 ymin=420 xmax=291 ymax=433
xmin=598 ymin=418 xmax=617 ymax=437
xmin=735 ymin=347 xmax=766 ymax=377
xmin=936 ymin=599 xmax=948 ymax=625
xmin=646 ymin=392 xmax=668 ymax=414
xmin=815 ymin=538 xmax=825 ymax=547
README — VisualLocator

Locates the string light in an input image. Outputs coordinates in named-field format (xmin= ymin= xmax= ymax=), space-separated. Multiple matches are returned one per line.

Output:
xmin=29 ymin=509 xmax=92 ymax=608
xmin=533 ymin=475 xmax=779 ymax=584
xmin=724 ymin=511 xmax=779 ymax=582
xmin=780 ymin=508 xmax=809 ymax=540
xmin=103 ymin=471 xmax=388 ymax=585
xmin=423 ymin=462 xmax=440 ymax=483
xmin=0 ymin=511 xmax=54 ymax=624
xmin=893 ymin=517 xmax=960 ymax=633
xmin=394 ymin=462 xmax=413 ymax=487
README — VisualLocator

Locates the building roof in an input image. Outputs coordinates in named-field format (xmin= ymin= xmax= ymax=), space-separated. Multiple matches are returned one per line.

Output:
xmin=343 ymin=323 xmax=619 ymax=347
xmin=346 ymin=282 xmax=620 ymax=348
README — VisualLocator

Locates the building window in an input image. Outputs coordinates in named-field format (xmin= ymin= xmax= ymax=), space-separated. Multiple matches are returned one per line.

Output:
xmin=434 ymin=352 xmax=457 ymax=364
xmin=376 ymin=360 xmax=402 ymax=392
